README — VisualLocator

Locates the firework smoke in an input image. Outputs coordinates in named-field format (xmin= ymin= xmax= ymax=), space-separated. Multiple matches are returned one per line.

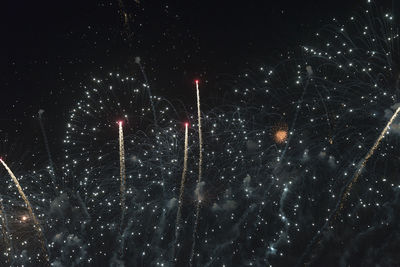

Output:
xmin=190 ymin=80 xmax=203 ymax=267
xmin=173 ymin=122 xmax=189 ymax=260
xmin=266 ymin=185 xmax=291 ymax=262
xmin=0 ymin=158 xmax=50 ymax=265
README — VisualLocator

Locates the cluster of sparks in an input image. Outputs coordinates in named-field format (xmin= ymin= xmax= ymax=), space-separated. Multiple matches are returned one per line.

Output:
xmin=1 ymin=2 xmax=400 ymax=266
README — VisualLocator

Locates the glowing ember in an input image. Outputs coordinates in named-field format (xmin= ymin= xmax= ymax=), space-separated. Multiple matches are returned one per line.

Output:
xmin=274 ymin=130 xmax=288 ymax=144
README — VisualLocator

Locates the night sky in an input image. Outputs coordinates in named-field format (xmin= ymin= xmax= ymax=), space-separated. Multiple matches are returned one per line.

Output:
xmin=2 ymin=0 xmax=368 ymax=124
xmin=1 ymin=0 xmax=400 ymax=266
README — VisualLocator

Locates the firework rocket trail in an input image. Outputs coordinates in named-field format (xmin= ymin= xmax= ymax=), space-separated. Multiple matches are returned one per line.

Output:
xmin=117 ymin=121 xmax=127 ymax=262
xmin=173 ymin=122 xmax=189 ymax=260
xmin=0 ymin=197 xmax=13 ymax=265
xmin=196 ymin=80 xmax=203 ymax=186
xmin=190 ymin=80 xmax=203 ymax=267
xmin=38 ymin=110 xmax=57 ymax=190
xmin=297 ymin=106 xmax=400 ymax=266
xmin=336 ymin=106 xmax=400 ymax=213
xmin=118 ymin=121 xmax=127 ymax=227
xmin=0 ymin=158 xmax=50 ymax=265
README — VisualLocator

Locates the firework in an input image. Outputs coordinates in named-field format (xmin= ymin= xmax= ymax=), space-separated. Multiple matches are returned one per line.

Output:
xmin=2 ymin=3 xmax=399 ymax=266
xmin=118 ymin=120 xmax=127 ymax=226
xmin=272 ymin=123 xmax=288 ymax=144
xmin=0 ymin=158 xmax=50 ymax=265
xmin=195 ymin=80 xmax=203 ymax=187
xmin=117 ymin=120 xmax=127 ymax=264
xmin=190 ymin=80 xmax=203 ymax=267
xmin=62 ymin=72 xmax=180 ymax=265
xmin=338 ymin=107 xmax=400 ymax=214
xmin=173 ymin=122 xmax=189 ymax=260
xmin=297 ymin=107 xmax=400 ymax=266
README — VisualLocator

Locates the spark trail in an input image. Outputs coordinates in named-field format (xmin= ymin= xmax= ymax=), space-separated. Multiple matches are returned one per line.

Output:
xmin=117 ymin=120 xmax=127 ymax=262
xmin=190 ymin=80 xmax=203 ymax=267
xmin=297 ymin=106 xmax=400 ymax=266
xmin=0 ymin=158 xmax=50 ymax=265
xmin=336 ymin=106 xmax=400 ymax=214
xmin=118 ymin=121 xmax=127 ymax=227
xmin=173 ymin=122 xmax=189 ymax=261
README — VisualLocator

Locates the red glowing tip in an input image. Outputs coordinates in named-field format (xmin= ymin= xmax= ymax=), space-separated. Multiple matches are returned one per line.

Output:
xmin=117 ymin=120 xmax=123 ymax=125
xmin=195 ymin=79 xmax=199 ymax=84
xmin=185 ymin=122 xmax=189 ymax=127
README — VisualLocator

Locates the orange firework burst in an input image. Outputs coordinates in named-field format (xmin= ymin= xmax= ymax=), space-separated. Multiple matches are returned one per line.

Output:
xmin=272 ymin=123 xmax=288 ymax=144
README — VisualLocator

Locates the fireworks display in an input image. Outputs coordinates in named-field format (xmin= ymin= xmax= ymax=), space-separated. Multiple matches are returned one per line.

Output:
xmin=2 ymin=1 xmax=400 ymax=266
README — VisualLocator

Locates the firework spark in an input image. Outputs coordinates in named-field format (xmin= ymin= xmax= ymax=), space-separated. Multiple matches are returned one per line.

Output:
xmin=274 ymin=130 xmax=288 ymax=143
xmin=273 ymin=123 xmax=289 ymax=144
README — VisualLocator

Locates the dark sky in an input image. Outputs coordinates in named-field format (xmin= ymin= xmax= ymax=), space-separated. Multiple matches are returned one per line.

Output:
xmin=0 ymin=0 xmax=395 ymax=139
